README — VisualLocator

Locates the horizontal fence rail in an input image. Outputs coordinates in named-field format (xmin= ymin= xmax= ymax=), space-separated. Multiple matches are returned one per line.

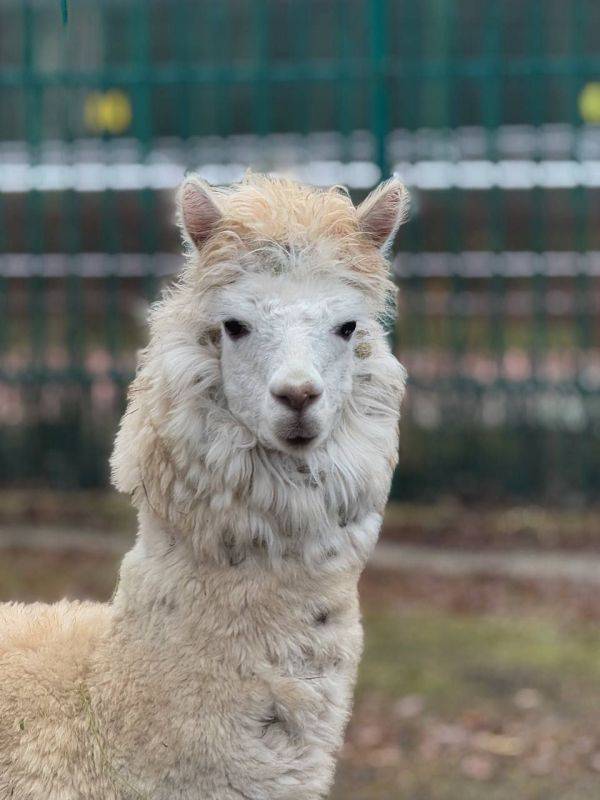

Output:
xmin=3 ymin=125 xmax=600 ymax=193
xmin=0 ymin=0 xmax=599 ymax=499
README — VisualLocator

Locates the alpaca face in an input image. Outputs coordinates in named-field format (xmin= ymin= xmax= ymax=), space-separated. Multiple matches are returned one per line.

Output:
xmin=214 ymin=271 xmax=367 ymax=454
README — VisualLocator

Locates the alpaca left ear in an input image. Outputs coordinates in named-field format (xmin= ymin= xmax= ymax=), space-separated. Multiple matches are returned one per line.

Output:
xmin=177 ymin=176 xmax=222 ymax=250
xmin=356 ymin=176 xmax=409 ymax=252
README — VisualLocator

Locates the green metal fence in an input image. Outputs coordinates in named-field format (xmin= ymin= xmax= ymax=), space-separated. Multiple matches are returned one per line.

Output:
xmin=0 ymin=0 xmax=599 ymax=500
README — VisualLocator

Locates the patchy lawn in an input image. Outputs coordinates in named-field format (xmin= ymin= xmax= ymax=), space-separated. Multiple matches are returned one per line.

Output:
xmin=332 ymin=579 xmax=600 ymax=799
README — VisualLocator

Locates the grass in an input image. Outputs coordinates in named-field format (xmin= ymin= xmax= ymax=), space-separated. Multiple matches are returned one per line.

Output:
xmin=334 ymin=768 xmax=600 ymax=800
xmin=331 ymin=594 xmax=600 ymax=799
xmin=359 ymin=610 xmax=600 ymax=716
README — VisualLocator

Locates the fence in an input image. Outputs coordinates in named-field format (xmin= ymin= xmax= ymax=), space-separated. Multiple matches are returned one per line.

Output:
xmin=0 ymin=0 xmax=599 ymax=500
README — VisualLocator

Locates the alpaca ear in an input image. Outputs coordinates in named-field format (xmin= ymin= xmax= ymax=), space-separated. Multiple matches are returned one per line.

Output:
xmin=356 ymin=176 xmax=409 ymax=251
xmin=177 ymin=176 xmax=222 ymax=249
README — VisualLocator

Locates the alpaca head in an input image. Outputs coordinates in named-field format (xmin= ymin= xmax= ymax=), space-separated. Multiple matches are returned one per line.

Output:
xmin=179 ymin=173 xmax=408 ymax=456
xmin=111 ymin=174 xmax=408 ymax=534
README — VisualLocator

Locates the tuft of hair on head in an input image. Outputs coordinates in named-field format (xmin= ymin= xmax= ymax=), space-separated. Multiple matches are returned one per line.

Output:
xmin=356 ymin=176 xmax=410 ymax=253
xmin=177 ymin=175 xmax=222 ymax=250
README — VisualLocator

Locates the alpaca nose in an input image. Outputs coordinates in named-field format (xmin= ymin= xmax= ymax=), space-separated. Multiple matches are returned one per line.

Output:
xmin=270 ymin=381 xmax=323 ymax=412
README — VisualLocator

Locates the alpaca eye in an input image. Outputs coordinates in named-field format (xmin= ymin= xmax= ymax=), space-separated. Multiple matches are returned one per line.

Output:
xmin=336 ymin=321 xmax=357 ymax=340
xmin=223 ymin=319 xmax=250 ymax=340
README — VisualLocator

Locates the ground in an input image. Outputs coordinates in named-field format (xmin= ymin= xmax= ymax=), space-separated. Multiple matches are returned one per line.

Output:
xmin=1 ymin=493 xmax=600 ymax=799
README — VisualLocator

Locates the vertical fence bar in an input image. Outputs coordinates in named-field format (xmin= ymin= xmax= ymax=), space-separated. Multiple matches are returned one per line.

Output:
xmin=336 ymin=0 xmax=352 ymax=164
xmin=0 ymin=196 xmax=7 ymax=364
xmin=530 ymin=0 xmax=560 ymax=498
xmin=100 ymin=3 xmax=123 ymax=388
xmin=62 ymin=22 xmax=84 ymax=383
xmin=0 ymin=1 xmax=13 ymax=372
xmin=293 ymin=0 xmax=311 ymax=144
xmin=61 ymin=6 xmax=91 ymax=484
xmin=569 ymin=0 xmax=594 ymax=494
xmin=370 ymin=0 xmax=389 ymax=180
xmin=23 ymin=1 xmax=44 ymax=377
xmin=212 ymin=0 xmax=232 ymax=144
xmin=482 ymin=2 xmax=506 ymax=384
xmin=529 ymin=0 xmax=548 ymax=382
xmin=400 ymin=0 xmax=426 ymax=360
xmin=175 ymin=0 xmax=191 ymax=149
xmin=133 ymin=0 xmax=157 ymax=303
xmin=22 ymin=0 xmax=45 ymax=478
xmin=253 ymin=0 xmax=270 ymax=140
xmin=204 ymin=0 xmax=231 ymax=150
xmin=439 ymin=1 xmax=465 ymax=386
xmin=570 ymin=1 xmax=592 ymax=356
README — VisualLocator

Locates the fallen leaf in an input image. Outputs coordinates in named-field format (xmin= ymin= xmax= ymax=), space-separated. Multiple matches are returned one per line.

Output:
xmin=473 ymin=731 xmax=524 ymax=757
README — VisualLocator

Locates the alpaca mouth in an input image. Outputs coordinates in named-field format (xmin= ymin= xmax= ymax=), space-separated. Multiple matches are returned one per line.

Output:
xmin=276 ymin=417 xmax=320 ymax=449
xmin=283 ymin=434 xmax=317 ymax=448
xmin=277 ymin=422 xmax=319 ymax=448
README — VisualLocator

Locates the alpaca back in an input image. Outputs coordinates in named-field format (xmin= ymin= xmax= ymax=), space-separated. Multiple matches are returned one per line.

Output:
xmin=0 ymin=601 xmax=113 ymax=800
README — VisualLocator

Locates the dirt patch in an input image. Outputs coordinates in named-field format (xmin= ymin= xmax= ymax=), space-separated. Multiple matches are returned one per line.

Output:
xmin=383 ymin=502 xmax=600 ymax=553
xmin=0 ymin=489 xmax=136 ymax=533
xmin=0 ymin=547 xmax=120 ymax=603
xmin=360 ymin=568 xmax=600 ymax=624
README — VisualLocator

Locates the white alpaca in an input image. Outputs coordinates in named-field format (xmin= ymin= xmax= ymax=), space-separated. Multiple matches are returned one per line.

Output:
xmin=0 ymin=173 xmax=408 ymax=799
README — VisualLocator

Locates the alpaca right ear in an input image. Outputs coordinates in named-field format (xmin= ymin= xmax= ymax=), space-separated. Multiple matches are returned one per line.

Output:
xmin=177 ymin=176 xmax=222 ymax=249
xmin=356 ymin=176 xmax=409 ymax=252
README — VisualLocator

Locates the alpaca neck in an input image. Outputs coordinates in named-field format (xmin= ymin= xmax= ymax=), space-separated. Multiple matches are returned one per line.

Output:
xmin=93 ymin=497 xmax=366 ymax=800
xmin=111 ymin=507 xmax=207 ymax=628
xmin=108 ymin=503 xmax=367 ymax=680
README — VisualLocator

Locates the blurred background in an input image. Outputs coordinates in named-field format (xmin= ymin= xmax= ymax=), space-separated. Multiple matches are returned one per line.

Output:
xmin=1 ymin=1 xmax=600 ymax=798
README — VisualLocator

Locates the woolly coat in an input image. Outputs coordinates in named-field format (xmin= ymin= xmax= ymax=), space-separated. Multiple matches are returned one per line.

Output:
xmin=0 ymin=175 xmax=406 ymax=800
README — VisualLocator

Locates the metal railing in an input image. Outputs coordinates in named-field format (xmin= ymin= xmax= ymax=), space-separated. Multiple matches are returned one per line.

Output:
xmin=0 ymin=0 xmax=599 ymax=499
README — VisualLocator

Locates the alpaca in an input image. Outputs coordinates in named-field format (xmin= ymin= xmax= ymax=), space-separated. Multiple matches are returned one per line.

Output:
xmin=0 ymin=173 xmax=408 ymax=800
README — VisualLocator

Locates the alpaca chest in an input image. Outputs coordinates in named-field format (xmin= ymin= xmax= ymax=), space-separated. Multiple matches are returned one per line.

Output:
xmin=101 ymin=546 xmax=366 ymax=799
xmin=192 ymin=565 xmax=364 ymax=798
xmin=132 ymin=568 xmax=361 ymax=797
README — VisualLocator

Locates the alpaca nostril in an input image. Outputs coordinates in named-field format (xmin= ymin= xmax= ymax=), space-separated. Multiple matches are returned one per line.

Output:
xmin=271 ymin=383 xmax=322 ymax=412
